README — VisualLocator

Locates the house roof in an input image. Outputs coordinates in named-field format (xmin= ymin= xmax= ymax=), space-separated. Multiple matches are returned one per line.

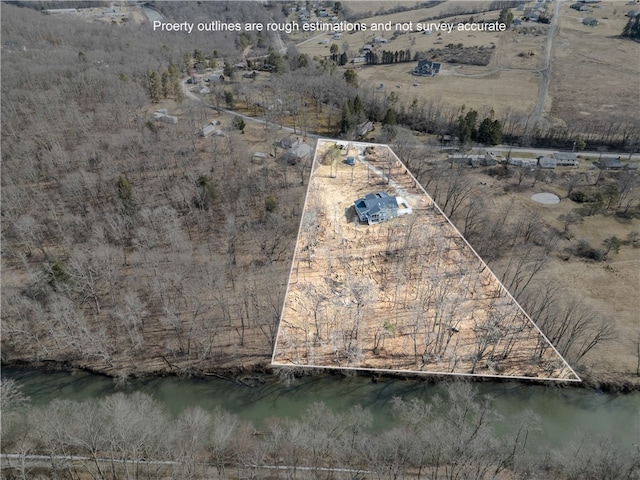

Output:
xmin=539 ymin=157 xmax=557 ymax=168
xmin=354 ymin=192 xmax=398 ymax=222
xmin=600 ymin=157 xmax=624 ymax=168
xmin=554 ymin=152 xmax=578 ymax=161
xmin=413 ymin=60 xmax=441 ymax=76
xmin=357 ymin=121 xmax=374 ymax=136
xmin=280 ymin=135 xmax=302 ymax=148
xmin=291 ymin=142 xmax=311 ymax=157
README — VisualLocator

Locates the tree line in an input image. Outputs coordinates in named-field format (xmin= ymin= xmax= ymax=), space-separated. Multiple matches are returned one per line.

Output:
xmin=364 ymin=48 xmax=413 ymax=65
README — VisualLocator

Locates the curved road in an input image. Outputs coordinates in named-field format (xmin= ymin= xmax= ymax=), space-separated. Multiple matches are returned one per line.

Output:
xmin=181 ymin=78 xmax=320 ymax=139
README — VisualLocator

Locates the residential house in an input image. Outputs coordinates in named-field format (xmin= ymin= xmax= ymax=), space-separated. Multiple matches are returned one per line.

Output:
xmin=583 ymin=17 xmax=599 ymax=26
xmin=279 ymin=135 xmax=303 ymax=149
xmin=284 ymin=142 xmax=312 ymax=165
xmin=483 ymin=151 xmax=499 ymax=166
xmin=598 ymin=156 xmax=625 ymax=170
xmin=510 ymin=158 xmax=538 ymax=168
xmin=153 ymin=110 xmax=178 ymax=124
xmin=353 ymin=192 xmax=412 ymax=225
xmin=198 ymin=121 xmax=224 ymax=137
xmin=357 ymin=121 xmax=374 ymax=138
xmin=571 ymin=3 xmax=592 ymax=11
xmin=413 ymin=59 xmax=441 ymax=77
xmin=553 ymin=152 xmax=580 ymax=166
xmin=538 ymin=157 xmax=557 ymax=169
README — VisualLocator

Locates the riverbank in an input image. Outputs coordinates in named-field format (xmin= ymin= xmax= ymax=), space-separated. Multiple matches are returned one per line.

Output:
xmin=3 ymin=365 xmax=639 ymax=461
xmin=3 ymin=356 xmax=640 ymax=393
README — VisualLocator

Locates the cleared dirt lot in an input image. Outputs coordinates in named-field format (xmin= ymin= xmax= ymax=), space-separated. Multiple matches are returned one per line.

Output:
xmin=272 ymin=140 xmax=578 ymax=381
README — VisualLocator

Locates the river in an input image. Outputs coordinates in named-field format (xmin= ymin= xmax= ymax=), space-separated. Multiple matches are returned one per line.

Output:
xmin=3 ymin=367 xmax=639 ymax=453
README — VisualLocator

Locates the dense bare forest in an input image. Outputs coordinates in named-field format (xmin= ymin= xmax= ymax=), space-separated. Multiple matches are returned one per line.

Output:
xmin=1 ymin=3 xmax=305 ymax=378
xmin=2 ymin=2 xmax=638 ymax=383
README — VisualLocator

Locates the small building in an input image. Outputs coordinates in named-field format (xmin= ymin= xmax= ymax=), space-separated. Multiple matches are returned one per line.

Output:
xmin=571 ymin=3 xmax=592 ymax=11
xmin=510 ymin=157 xmax=538 ymax=168
xmin=279 ymin=135 xmax=303 ymax=149
xmin=43 ymin=8 xmax=78 ymax=14
xmin=583 ymin=17 xmax=599 ymax=26
xmin=153 ymin=110 xmax=178 ymax=124
xmin=599 ymin=156 xmax=625 ymax=170
xmin=553 ymin=152 xmax=580 ymax=166
xmin=484 ymin=151 xmax=499 ymax=166
xmin=198 ymin=121 xmax=221 ymax=137
xmin=284 ymin=142 xmax=313 ymax=165
xmin=357 ymin=121 xmax=374 ymax=138
xmin=448 ymin=154 xmax=472 ymax=165
xmin=353 ymin=192 xmax=412 ymax=225
xmin=413 ymin=59 xmax=441 ymax=77
xmin=251 ymin=152 xmax=267 ymax=165
xmin=538 ymin=157 xmax=557 ymax=169
xmin=373 ymin=36 xmax=389 ymax=44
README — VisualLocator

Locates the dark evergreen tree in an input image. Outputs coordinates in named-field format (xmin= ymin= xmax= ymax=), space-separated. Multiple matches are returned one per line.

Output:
xmin=383 ymin=108 xmax=397 ymax=139
xmin=498 ymin=7 xmax=513 ymax=28
xmin=344 ymin=68 xmax=358 ymax=86
xmin=458 ymin=109 xmax=478 ymax=143
xmin=621 ymin=16 xmax=640 ymax=39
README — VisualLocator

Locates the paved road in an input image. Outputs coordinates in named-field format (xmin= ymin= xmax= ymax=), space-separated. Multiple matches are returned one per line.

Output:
xmin=181 ymin=78 xmax=320 ymax=139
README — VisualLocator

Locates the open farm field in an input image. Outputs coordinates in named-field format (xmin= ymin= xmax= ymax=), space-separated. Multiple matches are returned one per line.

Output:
xmin=549 ymin=1 xmax=640 ymax=128
xmin=342 ymin=1 xmax=496 ymax=19
xmin=296 ymin=5 xmax=543 ymax=118
xmin=355 ymin=63 xmax=539 ymax=115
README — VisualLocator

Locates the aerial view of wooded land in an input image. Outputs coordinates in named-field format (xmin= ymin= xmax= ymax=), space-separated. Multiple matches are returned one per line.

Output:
xmin=1 ymin=0 xmax=639 ymax=477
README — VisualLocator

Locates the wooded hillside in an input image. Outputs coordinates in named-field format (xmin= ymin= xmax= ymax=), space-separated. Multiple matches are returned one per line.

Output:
xmin=1 ymin=4 xmax=303 ymax=379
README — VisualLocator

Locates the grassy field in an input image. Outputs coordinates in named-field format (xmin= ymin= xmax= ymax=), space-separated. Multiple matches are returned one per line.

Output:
xmin=295 ymin=0 xmax=638 ymax=131
xmin=549 ymin=1 xmax=640 ymax=127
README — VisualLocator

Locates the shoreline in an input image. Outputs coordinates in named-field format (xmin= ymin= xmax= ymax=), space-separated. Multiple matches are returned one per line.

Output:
xmin=3 ymin=357 xmax=639 ymax=394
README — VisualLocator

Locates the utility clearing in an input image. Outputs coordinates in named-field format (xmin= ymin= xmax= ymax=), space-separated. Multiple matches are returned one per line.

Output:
xmin=272 ymin=140 xmax=579 ymax=381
